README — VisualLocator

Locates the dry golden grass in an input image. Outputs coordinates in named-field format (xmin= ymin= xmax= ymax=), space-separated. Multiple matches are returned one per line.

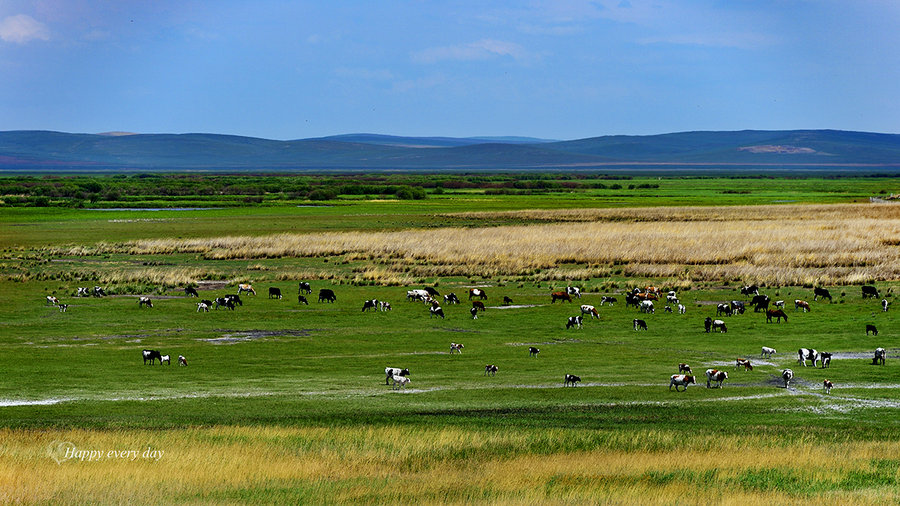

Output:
xmin=45 ymin=203 xmax=900 ymax=285
xmin=2 ymin=426 xmax=899 ymax=504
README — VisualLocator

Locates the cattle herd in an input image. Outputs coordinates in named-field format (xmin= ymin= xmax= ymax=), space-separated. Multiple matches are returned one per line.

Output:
xmin=43 ymin=280 xmax=891 ymax=395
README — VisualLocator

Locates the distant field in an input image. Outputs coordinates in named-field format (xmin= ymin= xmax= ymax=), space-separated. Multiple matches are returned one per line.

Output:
xmin=2 ymin=176 xmax=900 ymax=503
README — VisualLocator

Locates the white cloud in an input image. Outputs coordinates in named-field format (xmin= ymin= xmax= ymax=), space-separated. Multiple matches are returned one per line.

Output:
xmin=0 ymin=14 xmax=50 ymax=44
xmin=412 ymin=39 xmax=527 ymax=64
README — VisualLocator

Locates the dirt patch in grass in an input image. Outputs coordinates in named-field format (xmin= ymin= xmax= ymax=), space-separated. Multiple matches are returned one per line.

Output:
xmin=201 ymin=329 xmax=316 ymax=344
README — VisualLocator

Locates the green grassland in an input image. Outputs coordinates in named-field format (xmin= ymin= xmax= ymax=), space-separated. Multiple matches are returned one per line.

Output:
xmin=2 ymin=176 xmax=900 ymax=503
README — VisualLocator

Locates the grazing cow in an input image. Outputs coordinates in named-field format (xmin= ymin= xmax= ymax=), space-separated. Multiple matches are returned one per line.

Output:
xmin=639 ymin=300 xmax=655 ymax=314
xmin=318 ymin=288 xmax=336 ymax=303
xmin=566 ymin=286 xmax=582 ymax=299
xmin=774 ymin=300 xmax=785 ymax=309
xmin=798 ymin=348 xmax=820 ymax=367
xmin=741 ymin=285 xmax=759 ymax=296
xmin=268 ymin=287 xmax=282 ymax=299
xmin=633 ymin=319 xmax=648 ymax=331
xmin=160 ymin=354 xmax=171 ymax=365
xmin=862 ymin=285 xmax=880 ymax=299
xmin=666 ymin=292 xmax=679 ymax=305
xmin=669 ymin=374 xmax=695 ymax=392
xmin=664 ymin=305 xmax=673 ymax=313
xmin=450 ymin=342 xmax=464 ymax=354
xmin=704 ymin=317 xmax=713 ymax=333
xmin=298 ymin=282 xmax=312 ymax=295
xmin=200 ymin=299 xmax=213 ymax=307
xmin=138 ymin=296 xmax=153 ymax=308
xmin=444 ymin=293 xmax=460 ymax=305
xmin=635 ymin=292 xmax=659 ymax=301
xmin=678 ymin=363 xmax=692 ymax=374
xmin=406 ymin=289 xmax=428 ymax=302
xmin=600 ymin=296 xmax=617 ymax=306
xmin=866 ymin=324 xmax=878 ymax=336
xmin=716 ymin=303 xmax=732 ymax=317
xmin=178 ymin=355 xmax=188 ymax=366
xmin=468 ymin=288 xmax=487 ymax=300
xmin=76 ymin=287 xmax=90 ymax=297
xmin=58 ymin=304 xmax=68 ymax=312
xmin=761 ymin=346 xmax=776 ymax=358
xmin=470 ymin=307 xmax=478 ymax=319
xmin=564 ymin=374 xmax=581 ymax=387
xmin=735 ymin=358 xmax=753 ymax=371
xmin=551 ymin=291 xmax=573 ymax=303
xmin=298 ymin=295 xmax=309 ymax=305
xmin=750 ymin=294 xmax=770 ymax=312
xmin=424 ymin=287 xmax=440 ymax=297
xmin=820 ymin=352 xmax=832 ymax=368
xmin=813 ymin=287 xmax=832 ymax=302
xmin=362 ymin=299 xmax=379 ymax=312
xmin=882 ymin=299 xmax=889 ymax=312
xmin=430 ymin=306 xmax=445 ymax=319
xmin=711 ymin=320 xmax=727 ymax=333
xmin=581 ymin=305 xmax=599 ymax=319
xmin=766 ymin=309 xmax=788 ymax=323
xmin=730 ymin=301 xmax=745 ymax=315
xmin=237 ymin=284 xmax=256 ymax=295
xmin=502 ymin=296 xmax=514 ymax=305
xmin=794 ymin=300 xmax=810 ymax=312
xmin=391 ymin=375 xmax=411 ymax=390
xmin=472 ymin=301 xmax=485 ymax=312
xmin=142 ymin=349 xmax=162 ymax=365
xmin=677 ymin=304 xmax=686 ymax=315
xmin=624 ymin=293 xmax=640 ymax=308
xmin=92 ymin=286 xmax=106 ymax=297
xmin=705 ymin=369 xmax=728 ymax=388
xmin=782 ymin=369 xmax=794 ymax=388
xmin=184 ymin=286 xmax=199 ymax=297
xmin=197 ymin=302 xmax=209 ymax=312
xmin=529 ymin=347 xmax=540 ymax=357
xmin=385 ymin=367 xmax=410 ymax=385
xmin=873 ymin=348 xmax=886 ymax=365
xmin=380 ymin=301 xmax=392 ymax=311
xmin=566 ymin=315 xmax=583 ymax=329
xmin=227 ymin=294 xmax=243 ymax=306
xmin=823 ymin=379 xmax=833 ymax=394
xmin=46 ymin=295 xmax=59 ymax=305
xmin=484 ymin=364 xmax=498 ymax=376
xmin=214 ymin=297 xmax=235 ymax=310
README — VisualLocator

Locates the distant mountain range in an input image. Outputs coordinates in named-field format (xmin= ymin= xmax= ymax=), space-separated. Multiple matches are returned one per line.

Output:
xmin=1 ymin=129 xmax=899 ymax=173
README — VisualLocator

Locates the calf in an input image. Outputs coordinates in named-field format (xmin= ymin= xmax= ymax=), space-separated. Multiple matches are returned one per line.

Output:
xmin=484 ymin=364 xmax=498 ymax=376
xmin=142 ymin=349 xmax=162 ymax=365
xmin=566 ymin=315 xmax=583 ymax=329
xmin=581 ymin=305 xmax=599 ymax=319
xmin=873 ymin=348 xmax=886 ymax=365
xmin=298 ymin=295 xmax=309 ymax=305
xmin=678 ymin=363 xmax=692 ymax=374
xmin=380 ymin=301 xmax=392 ymax=311
xmin=450 ymin=342 xmax=464 ymax=354
xmin=197 ymin=302 xmax=209 ymax=312
xmin=391 ymin=375 xmax=411 ymax=390
xmin=761 ymin=346 xmax=776 ymax=359
xmin=774 ymin=300 xmax=785 ymax=309
xmin=385 ymin=367 xmax=410 ymax=385
xmin=705 ymin=369 xmax=728 ymax=388
xmin=820 ymin=352 xmax=832 ymax=368
xmin=669 ymin=374 xmax=695 ymax=392
xmin=430 ymin=306 xmax=445 ymax=319
xmin=564 ymin=374 xmax=581 ymax=387
xmin=823 ymin=379 xmax=833 ymax=394
xmin=268 ymin=287 xmax=282 ymax=299
xmin=502 ymin=296 xmax=514 ymax=305
xmin=184 ymin=286 xmax=199 ymax=297
xmin=46 ymin=295 xmax=59 ymax=305
xmin=470 ymin=307 xmax=478 ymax=319
xmin=735 ymin=358 xmax=753 ymax=371
xmin=798 ymin=348 xmax=820 ymax=367
xmin=782 ymin=369 xmax=794 ymax=388
xmin=813 ymin=287 xmax=832 ymax=301
xmin=529 ymin=347 xmax=540 ymax=357
xmin=795 ymin=300 xmax=810 ymax=312
xmin=677 ymin=304 xmax=686 ymax=315
xmin=138 ymin=296 xmax=153 ymax=308
xmin=866 ymin=324 xmax=878 ymax=336
xmin=178 ymin=355 xmax=188 ymax=366
xmin=58 ymin=304 xmax=68 ymax=312
xmin=160 ymin=354 xmax=171 ymax=365
xmin=711 ymin=320 xmax=727 ymax=333
xmin=664 ymin=305 xmax=673 ymax=313
xmin=633 ymin=319 xmax=648 ymax=331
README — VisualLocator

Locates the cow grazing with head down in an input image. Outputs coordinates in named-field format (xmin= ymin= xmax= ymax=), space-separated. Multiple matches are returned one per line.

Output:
xmin=678 ymin=363 xmax=692 ymax=374
xmin=600 ymin=296 xmax=617 ymax=306
xmin=93 ymin=286 xmax=106 ymax=297
xmin=362 ymin=299 xmax=379 ymax=312
xmin=76 ymin=287 xmax=90 ymax=297
xmin=798 ymin=348 xmax=820 ymax=367
xmin=529 ymin=347 xmax=540 ymax=357
xmin=197 ymin=302 xmax=209 ymax=312
xmin=716 ymin=304 xmax=732 ymax=317
xmin=741 ymin=285 xmax=759 ymax=296
xmin=730 ymin=301 xmax=745 ymax=315
xmin=444 ymin=293 xmax=460 ymax=305
xmin=677 ymin=304 xmax=686 ymax=314
xmin=470 ymin=307 xmax=478 ymax=319
xmin=750 ymin=294 xmax=770 ymax=312
xmin=873 ymin=348 xmax=886 ymax=365
xmin=391 ymin=375 xmax=411 ymax=390
xmin=268 ymin=287 xmax=282 ymax=299
xmin=551 ymin=291 xmax=573 ymax=303
xmin=318 ymin=289 xmax=336 ymax=303
xmin=813 ymin=287 xmax=832 ymax=302
xmin=823 ymin=379 xmax=833 ymax=394
xmin=761 ymin=346 xmax=776 ymax=358
xmin=633 ymin=319 xmax=648 ymax=331
xmin=564 ymin=374 xmax=581 ymax=387
xmin=46 ymin=295 xmax=59 ymax=305
xmin=639 ymin=300 xmax=655 ymax=314
xmin=485 ymin=364 xmax=498 ymax=376
xmin=385 ymin=367 xmax=410 ymax=385
xmin=704 ymin=317 xmax=712 ymax=333
xmin=862 ymin=285 xmax=880 ymax=299
xmin=782 ymin=369 xmax=794 ymax=388
xmin=502 ymin=296 xmax=513 ymax=305
xmin=711 ymin=320 xmax=727 ymax=333
xmin=298 ymin=282 xmax=312 ymax=295
xmin=581 ymin=305 xmax=599 ymax=319
xmin=735 ymin=358 xmax=753 ymax=371
xmin=706 ymin=369 xmax=728 ymax=388
xmin=185 ymin=286 xmax=199 ymax=297
xmin=178 ymin=355 xmax=188 ymax=366
xmin=866 ymin=324 xmax=878 ymax=336
xmin=472 ymin=301 xmax=485 ymax=312
xmin=666 ymin=292 xmax=679 ymax=305
xmin=468 ymin=288 xmax=487 ymax=300
xmin=58 ymin=304 xmax=68 ymax=312
xmin=766 ymin=309 xmax=788 ymax=323
xmin=138 ymin=296 xmax=153 ymax=308
xmin=424 ymin=287 xmax=440 ymax=297
xmin=795 ymin=300 xmax=810 ymax=312
xmin=298 ymin=295 xmax=309 ymax=305
xmin=566 ymin=316 xmax=583 ymax=329
xmin=430 ymin=306 xmax=445 ymax=319
xmin=237 ymin=284 xmax=256 ymax=296
xmin=142 ymin=349 xmax=162 ymax=365
xmin=380 ymin=301 xmax=392 ymax=311
xmin=669 ymin=374 xmax=695 ymax=392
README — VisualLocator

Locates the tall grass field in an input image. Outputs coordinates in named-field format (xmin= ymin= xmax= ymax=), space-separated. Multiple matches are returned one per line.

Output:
xmin=2 ymin=176 xmax=900 ymax=503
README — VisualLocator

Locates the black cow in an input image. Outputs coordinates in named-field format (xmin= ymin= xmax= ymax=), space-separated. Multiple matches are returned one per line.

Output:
xmin=142 ymin=349 xmax=162 ymax=365
xmin=741 ymin=285 xmax=759 ymax=296
xmin=730 ymin=301 xmax=745 ymax=315
xmin=184 ymin=286 xmax=199 ymax=297
xmin=704 ymin=316 xmax=712 ymax=333
xmin=362 ymin=299 xmax=379 ymax=312
xmin=227 ymin=294 xmax=243 ymax=306
xmin=424 ymin=287 xmax=440 ymax=297
xmin=814 ymin=287 xmax=832 ymax=302
xmin=529 ymin=347 xmax=540 ymax=357
xmin=564 ymin=374 xmax=581 ymax=387
xmin=866 ymin=324 xmax=878 ymax=336
xmin=750 ymin=294 xmax=770 ymax=312
xmin=503 ymin=296 xmax=513 ymax=305
xmin=318 ymin=289 xmax=337 ymax=303
xmin=298 ymin=282 xmax=312 ymax=295
xmin=633 ymin=319 xmax=648 ymax=331
xmin=862 ymin=285 xmax=880 ymax=299
xmin=298 ymin=295 xmax=309 ymax=305
xmin=269 ymin=287 xmax=282 ymax=299
xmin=472 ymin=301 xmax=485 ymax=312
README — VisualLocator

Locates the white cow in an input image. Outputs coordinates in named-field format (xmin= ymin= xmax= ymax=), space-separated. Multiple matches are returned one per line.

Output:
xmin=797 ymin=348 xmax=819 ymax=367
xmin=883 ymin=299 xmax=889 ymax=312
xmin=407 ymin=289 xmax=430 ymax=302
xmin=197 ymin=302 xmax=209 ymax=312
xmin=761 ymin=346 xmax=776 ymax=358
xmin=774 ymin=300 xmax=785 ymax=309
xmin=640 ymin=300 xmax=655 ymax=314
xmin=237 ymin=283 xmax=256 ymax=295
xmin=391 ymin=375 xmax=410 ymax=390
xmin=677 ymin=304 xmax=686 ymax=314
xmin=160 ymin=354 xmax=171 ymax=365
xmin=566 ymin=286 xmax=582 ymax=299
xmin=580 ymin=305 xmax=599 ymax=319
xmin=669 ymin=374 xmax=696 ymax=392
xmin=782 ymin=369 xmax=794 ymax=388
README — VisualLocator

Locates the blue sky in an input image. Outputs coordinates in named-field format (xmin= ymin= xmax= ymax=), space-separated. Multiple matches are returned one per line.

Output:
xmin=1 ymin=1 xmax=898 ymax=140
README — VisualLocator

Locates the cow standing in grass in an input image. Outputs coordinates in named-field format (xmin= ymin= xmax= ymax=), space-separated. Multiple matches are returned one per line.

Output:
xmin=298 ymin=282 xmax=312 ymax=295
xmin=706 ymin=369 xmax=728 ymax=388
xmin=669 ymin=374 xmax=695 ymax=392
xmin=185 ymin=286 xmax=199 ymax=297
xmin=268 ymin=287 xmax=282 ymax=299
xmin=782 ymin=369 xmax=794 ymax=388
xmin=468 ymin=288 xmax=487 ymax=300
xmin=238 ymin=284 xmax=256 ymax=296
xmin=564 ymin=374 xmax=581 ymax=387
xmin=318 ymin=289 xmax=336 ymax=303
xmin=814 ymin=287 xmax=832 ymax=302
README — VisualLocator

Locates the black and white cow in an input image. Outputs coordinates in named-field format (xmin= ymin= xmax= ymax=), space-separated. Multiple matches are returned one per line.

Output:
xmin=470 ymin=307 xmax=479 ymax=319
xmin=782 ymin=369 xmax=793 ymax=388
xmin=298 ymin=282 xmax=312 ymax=295
xmin=797 ymin=348 xmax=820 ymax=367
xmin=76 ymin=287 xmax=90 ymax=297
xmin=730 ymin=301 xmax=745 ymax=315
xmin=566 ymin=315 xmax=583 ymax=329
xmin=882 ymin=299 xmax=889 ymax=312
xmin=268 ymin=287 xmax=282 ymax=299
xmin=716 ymin=303 xmax=732 ymax=317
xmin=185 ymin=286 xmax=199 ymax=297
xmin=711 ymin=319 xmax=727 ymax=333
xmin=820 ymin=352 xmax=832 ymax=368
xmin=633 ymin=319 xmax=648 ymax=331
xmin=666 ymin=291 xmax=679 ymax=305
xmin=227 ymin=294 xmax=243 ymax=306
xmin=138 ymin=296 xmax=153 ymax=308
xmin=564 ymin=373 xmax=581 ymax=387
xmin=444 ymin=293 xmax=460 ymax=305
xmin=813 ymin=287 xmax=832 ymax=301
xmin=298 ymin=295 xmax=309 ymax=305
xmin=362 ymin=299 xmax=379 ymax=312
xmin=484 ymin=364 xmax=498 ymax=376
xmin=669 ymin=374 xmax=695 ymax=392
xmin=566 ymin=286 xmax=582 ymax=299
xmin=385 ymin=367 xmax=410 ymax=385
xmin=92 ymin=286 xmax=106 ymax=297
xmin=706 ymin=369 xmax=728 ymax=388
xmin=142 ymin=349 xmax=162 ymax=365
xmin=529 ymin=347 xmax=540 ymax=357
xmin=639 ymin=300 xmax=654 ymax=314
xmin=862 ymin=285 xmax=880 ymax=299
xmin=741 ymin=285 xmax=759 ymax=296
xmin=407 ymin=289 xmax=430 ymax=302
xmin=214 ymin=297 xmax=235 ymax=310
xmin=318 ymin=288 xmax=336 ymax=303
xmin=761 ymin=346 xmax=776 ymax=358
xmin=450 ymin=342 xmax=464 ymax=354
xmin=430 ymin=306 xmax=445 ymax=319
xmin=600 ymin=296 xmax=617 ymax=306
xmin=873 ymin=348 xmax=886 ymax=366
xmin=704 ymin=317 xmax=713 ymax=333
xmin=197 ymin=302 xmax=209 ymax=312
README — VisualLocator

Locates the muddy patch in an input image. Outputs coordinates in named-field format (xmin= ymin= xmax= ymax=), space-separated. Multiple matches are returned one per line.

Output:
xmin=197 ymin=280 xmax=228 ymax=291
xmin=201 ymin=329 xmax=315 ymax=344
xmin=489 ymin=304 xmax=542 ymax=310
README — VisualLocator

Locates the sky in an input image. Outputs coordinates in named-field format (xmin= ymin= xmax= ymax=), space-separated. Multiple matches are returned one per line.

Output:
xmin=1 ymin=0 xmax=899 ymax=140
